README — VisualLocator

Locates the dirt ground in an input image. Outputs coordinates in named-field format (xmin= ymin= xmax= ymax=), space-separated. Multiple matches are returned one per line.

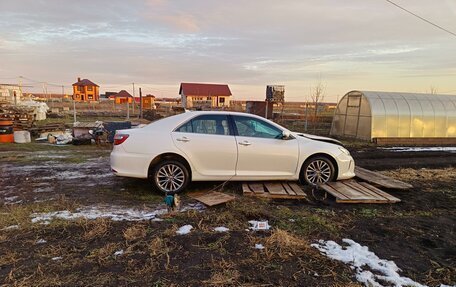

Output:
xmin=0 ymin=143 xmax=454 ymax=286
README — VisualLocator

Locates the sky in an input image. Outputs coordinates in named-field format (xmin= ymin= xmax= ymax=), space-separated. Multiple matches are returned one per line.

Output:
xmin=0 ymin=0 xmax=455 ymax=102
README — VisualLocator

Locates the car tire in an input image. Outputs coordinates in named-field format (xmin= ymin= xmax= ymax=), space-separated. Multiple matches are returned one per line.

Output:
xmin=151 ymin=160 xmax=190 ymax=194
xmin=301 ymin=156 xmax=336 ymax=185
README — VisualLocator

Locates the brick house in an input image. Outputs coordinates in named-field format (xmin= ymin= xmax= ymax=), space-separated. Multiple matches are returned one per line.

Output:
xmin=141 ymin=94 xmax=156 ymax=110
xmin=72 ymin=78 xmax=99 ymax=102
xmin=179 ymin=83 xmax=232 ymax=109
xmin=109 ymin=90 xmax=133 ymax=104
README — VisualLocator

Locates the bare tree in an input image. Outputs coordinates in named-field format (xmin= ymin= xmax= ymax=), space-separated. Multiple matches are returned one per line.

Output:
xmin=429 ymin=86 xmax=438 ymax=95
xmin=310 ymin=80 xmax=325 ymax=132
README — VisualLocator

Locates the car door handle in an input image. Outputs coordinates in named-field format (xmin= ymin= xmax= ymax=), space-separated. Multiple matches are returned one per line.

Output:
xmin=238 ymin=141 xmax=251 ymax=146
xmin=176 ymin=137 xmax=190 ymax=142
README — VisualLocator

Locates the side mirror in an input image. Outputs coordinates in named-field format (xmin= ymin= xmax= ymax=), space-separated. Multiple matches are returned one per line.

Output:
xmin=282 ymin=130 xmax=291 ymax=140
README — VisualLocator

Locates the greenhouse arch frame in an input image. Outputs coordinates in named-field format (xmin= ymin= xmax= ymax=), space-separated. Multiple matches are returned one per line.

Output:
xmin=330 ymin=91 xmax=456 ymax=143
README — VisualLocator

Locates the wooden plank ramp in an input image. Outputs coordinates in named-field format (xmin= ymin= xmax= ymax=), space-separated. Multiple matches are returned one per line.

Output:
xmin=319 ymin=179 xmax=401 ymax=204
xmin=242 ymin=182 xmax=307 ymax=200
xmin=188 ymin=191 xmax=236 ymax=206
xmin=355 ymin=166 xmax=413 ymax=190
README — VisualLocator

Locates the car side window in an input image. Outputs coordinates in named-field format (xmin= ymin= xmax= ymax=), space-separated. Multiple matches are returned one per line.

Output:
xmin=175 ymin=115 xmax=231 ymax=136
xmin=233 ymin=116 xmax=283 ymax=139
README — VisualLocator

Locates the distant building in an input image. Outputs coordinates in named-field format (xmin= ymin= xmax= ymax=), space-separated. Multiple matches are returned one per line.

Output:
xmin=72 ymin=77 xmax=100 ymax=102
xmin=31 ymin=93 xmax=69 ymax=101
xmin=109 ymin=90 xmax=133 ymax=104
xmin=0 ymin=84 xmax=22 ymax=104
xmin=141 ymin=94 xmax=156 ymax=110
xmin=179 ymin=83 xmax=231 ymax=109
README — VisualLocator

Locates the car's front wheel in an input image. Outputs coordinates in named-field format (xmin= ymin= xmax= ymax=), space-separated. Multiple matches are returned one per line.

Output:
xmin=302 ymin=156 xmax=336 ymax=185
xmin=152 ymin=160 xmax=190 ymax=194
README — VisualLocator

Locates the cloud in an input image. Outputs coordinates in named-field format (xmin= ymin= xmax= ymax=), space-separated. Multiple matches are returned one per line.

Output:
xmin=0 ymin=0 xmax=455 ymax=100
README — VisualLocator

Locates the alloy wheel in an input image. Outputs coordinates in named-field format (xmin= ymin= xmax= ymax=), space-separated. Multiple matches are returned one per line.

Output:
xmin=305 ymin=159 xmax=332 ymax=184
xmin=155 ymin=163 xmax=185 ymax=192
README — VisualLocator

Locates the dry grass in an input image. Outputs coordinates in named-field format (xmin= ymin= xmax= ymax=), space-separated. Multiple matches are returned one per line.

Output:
xmin=0 ymin=194 xmax=80 ymax=230
xmin=162 ymin=224 xmax=178 ymax=237
xmin=382 ymin=167 xmax=456 ymax=191
xmin=0 ymin=251 xmax=20 ymax=268
xmin=262 ymin=228 xmax=309 ymax=260
xmin=205 ymin=258 xmax=240 ymax=286
xmin=53 ymin=194 xmax=79 ymax=212
xmin=82 ymin=218 xmax=110 ymax=240
xmin=149 ymin=236 xmax=167 ymax=256
xmin=266 ymin=228 xmax=308 ymax=250
xmin=88 ymin=242 xmax=121 ymax=263
xmin=123 ymin=224 xmax=147 ymax=243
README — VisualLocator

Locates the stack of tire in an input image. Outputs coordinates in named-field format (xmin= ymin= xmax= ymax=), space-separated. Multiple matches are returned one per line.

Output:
xmin=0 ymin=118 xmax=14 ymax=143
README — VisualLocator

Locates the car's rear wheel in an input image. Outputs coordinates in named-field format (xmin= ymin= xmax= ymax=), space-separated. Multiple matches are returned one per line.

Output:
xmin=302 ymin=156 xmax=336 ymax=185
xmin=152 ymin=160 xmax=190 ymax=194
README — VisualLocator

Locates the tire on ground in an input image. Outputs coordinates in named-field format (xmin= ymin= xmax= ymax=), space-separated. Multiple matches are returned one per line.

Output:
xmin=151 ymin=160 xmax=190 ymax=194
xmin=301 ymin=156 xmax=336 ymax=185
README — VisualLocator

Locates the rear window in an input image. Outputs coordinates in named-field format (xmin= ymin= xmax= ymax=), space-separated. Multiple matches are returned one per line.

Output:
xmin=175 ymin=115 xmax=231 ymax=136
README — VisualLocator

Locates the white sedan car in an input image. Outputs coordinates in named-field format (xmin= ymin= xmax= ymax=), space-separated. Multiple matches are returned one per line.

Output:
xmin=110 ymin=111 xmax=355 ymax=193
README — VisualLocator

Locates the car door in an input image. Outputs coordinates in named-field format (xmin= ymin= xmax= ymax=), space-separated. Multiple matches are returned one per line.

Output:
xmin=232 ymin=115 xmax=299 ymax=178
xmin=171 ymin=114 xmax=237 ymax=178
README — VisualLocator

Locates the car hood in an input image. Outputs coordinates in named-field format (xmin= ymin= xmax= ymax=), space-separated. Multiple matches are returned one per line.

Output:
xmin=292 ymin=132 xmax=343 ymax=146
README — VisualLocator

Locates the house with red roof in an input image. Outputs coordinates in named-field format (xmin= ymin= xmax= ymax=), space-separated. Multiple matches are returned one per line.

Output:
xmin=109 ymin=90 xmax=133 ymax=104
xmin=72 ymin=77 xmax=99 ymax=102
xmin=179 ymin=83 xmax=232 ymax=109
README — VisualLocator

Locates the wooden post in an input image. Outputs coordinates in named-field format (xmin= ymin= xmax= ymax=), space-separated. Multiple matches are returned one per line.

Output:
xmin=139 ymin=87 xmax=143 ymax=119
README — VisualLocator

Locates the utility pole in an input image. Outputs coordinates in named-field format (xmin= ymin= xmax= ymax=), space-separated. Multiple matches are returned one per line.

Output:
xmin=139 ymin=87 xmax=143 ymax=119
xmin=265 ymin=100 xmax=269 ymax=119
xmin=126 ymin=92 xmax=130 ymax=120
xmin=73 ymin=91 xmax=77 ymax=123
xmin=304 ymin=92 xmax=309 ymax=131
xmin=18 ymin=76 xmax=22 ymax=105
xmin=132 ymin=83 xmax=135 ymax=115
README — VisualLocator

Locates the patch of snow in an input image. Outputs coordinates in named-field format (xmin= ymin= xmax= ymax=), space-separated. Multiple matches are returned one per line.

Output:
xmin=381 ymin=147 xmax=456 ymax=153
xmin=4 ymin=196 xmax=22 ymax=205
xmin=1 ymin=225 xmax=19 ymax=230
xmin=180 ymin=202 xmax=206 ymax=212
xmin=114 ymin=250 xmax=124 ymax=256
xmin=30 ymin=203 xmax=205 ymax=224
xmin=33 ymin=154 xmax=69 ymax=159
xmin=33 ymin=187 xmax=54 ymax=193
xmin=51 ymin=256 xmax=62 ymax=261
xmin=176 ymin=225 xmax=193 ymax=235
xmin=312 ymin=239 xmax=435 ymax=287
xmin=4 ymin=196 xmax=19 ymax=202
xmin=34 ymin=197 xmax=55 ymax=203
xmin=31 ymin=205 xmax=169 ymax=224
xmin=248 ymin=220 xmax=270 ymax=231
xmin=213 ymin=226 xmax=229 ymax=232
xmin=254 ymin=243 xmax=265 ymax=250
xmin=41 ymin=171 xmax=113 ymax=180
xmin=36 ymin=239 xmax=47 ymax=244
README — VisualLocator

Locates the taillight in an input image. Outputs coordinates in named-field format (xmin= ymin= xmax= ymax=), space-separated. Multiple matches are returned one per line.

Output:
xmin=114 ymin=134 xmax=129 ymax=145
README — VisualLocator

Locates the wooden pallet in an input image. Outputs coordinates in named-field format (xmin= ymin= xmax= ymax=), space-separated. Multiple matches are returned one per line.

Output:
xmin=319 ymin=179 xmax=401 ymax=204
xmin=242 ymin=182 xmax=308 ymax=200
xmin=355 ymin=166 xmax=413 ymax=190
xmin=188 ymin=191 xmax=236 ymax=206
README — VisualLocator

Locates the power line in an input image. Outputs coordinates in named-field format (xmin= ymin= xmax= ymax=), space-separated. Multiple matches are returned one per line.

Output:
xmin=384 ymin=0 xmax=456 ymax=38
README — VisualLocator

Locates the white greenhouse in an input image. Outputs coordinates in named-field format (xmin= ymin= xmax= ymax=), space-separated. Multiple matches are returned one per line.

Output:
xmin=330 ymin=91 xmax=456 ymax=144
